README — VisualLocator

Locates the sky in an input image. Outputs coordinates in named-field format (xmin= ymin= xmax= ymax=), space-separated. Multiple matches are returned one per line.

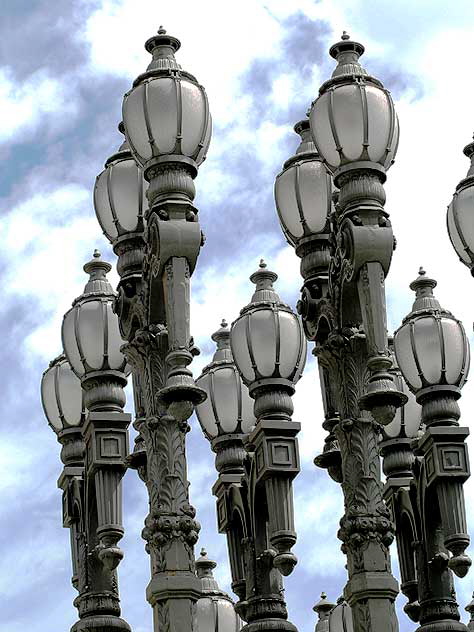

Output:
xmin=2 ymin=1 xmax=474 ymax=631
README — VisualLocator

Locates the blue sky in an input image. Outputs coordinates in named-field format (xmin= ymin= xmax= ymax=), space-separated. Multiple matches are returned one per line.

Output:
xmin=2 ymin=1 xmax=474 ymax=631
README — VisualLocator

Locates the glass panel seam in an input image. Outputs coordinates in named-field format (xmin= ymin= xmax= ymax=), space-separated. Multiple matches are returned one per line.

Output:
xmin=294 ymin=164 xmax=309 ymax=235
xmin=273 ymin=306 xmax=280 ymax=378
xmin=409 ymin=321 xmax=425 ymax=388
xmin=103 ymin=300 xmax=109 ymax=370
xmin=74 ymin=305 xmax=87 ymax=372
xmin=174 ymin=77 xmax=183 ymax=154
xmin=209 ymin=369 xmax=221 ymax=433
xmin=328 ymin=88 xmax=343 ymax=160
xmin=385 ymin=89 xmax=396 ymax=162
xmin=359 ymin=82 xmax=369 ymax=161
xmin=437 ymin=316 xmax=447 ymax=383
xmin=143 ymin=81 xmax=159 ymax=156
xmin=54 ymin=363 xmax=66 ymax=427
xmin=194 ymin=85 xmax=210 ymax=160
xmin=234 ymin=366 xmax=243 ymax=432
xmin=452 ymin=192 xmax=474 ymax=263
xmin=246 ymin=315 xmax=259 ymax=381
xmin=460 ymin=320 xmax=469 ymax=386
xmin=106 ymin=165 xmax=121 ymax=233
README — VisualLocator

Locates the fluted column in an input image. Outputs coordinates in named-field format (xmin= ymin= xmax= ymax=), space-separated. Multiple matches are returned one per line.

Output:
xmin=315 ymin=334 xmax=399 ymax=632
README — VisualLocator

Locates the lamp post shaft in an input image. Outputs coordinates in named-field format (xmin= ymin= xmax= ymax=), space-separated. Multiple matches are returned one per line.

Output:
xmin=109 ymin=27 xmax=213 ymax=631
xmin=315 ymin=335 xmax=399 ymax=632
xmin=118 ymin=151 xmax=204 ymax=632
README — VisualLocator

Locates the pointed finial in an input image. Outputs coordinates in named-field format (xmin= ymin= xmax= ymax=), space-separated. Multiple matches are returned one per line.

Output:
xmin=77 ymin=250 xmax=114 ymax=304
xmin=248 ymin=259 xmax=279 ymax=304
xmin=211 ymin=319 xmax=231 ymax=353
xmin=195 ymin=547 xmax=217 ymax=579
xmin=406 ymin=267 xmax=440 ymax=315
xmin=291 ymin=118 xmax=318 ymax=158
xmin=463 ymin=134 xmax=474 ymax=160
xmin=328 ymin=31 xmax=366 ymax=75
xmin=313 ymin=591 xmax=336 ymax=621
xmin=144 ymin=25 xmax=181 ymax=61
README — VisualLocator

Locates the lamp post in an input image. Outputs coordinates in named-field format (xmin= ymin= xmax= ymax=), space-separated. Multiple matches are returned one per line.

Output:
xmin=41 ymin=250 xmax=132 ymax=632
xmin=98 ymin=26 xmax=211 ymax=631
xmin=380 ymin=269 xmax=471 ymax=632
xmin=196 ymin=262 xmax=306 ymax=632
xmin=275 ymin=32 xmax=404 ymax=631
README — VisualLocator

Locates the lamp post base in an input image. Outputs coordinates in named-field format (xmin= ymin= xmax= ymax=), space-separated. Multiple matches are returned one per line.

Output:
xmin=71 ymin=615 xmax=131 ymax=632
xmin=415 ymin=620 xmax=469 ymax=632
xmin=241 ymin=619 xmax=298 ymax=632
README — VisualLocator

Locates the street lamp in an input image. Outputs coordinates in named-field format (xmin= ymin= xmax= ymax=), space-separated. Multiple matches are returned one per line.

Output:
xmin=380 ymin=269 xmax=471 ymax=632
xmin=276 ymin=30 xmax=405 ymax=632
xmin=42 ymin=252 xmax=132 ymax=632
xmin=41 ymin=25 xmax=474 ymax=632
xmin=447 ymin=135 xmax=474 ymax=273
xmin=196 ymin=263 xmax=305 ymax=632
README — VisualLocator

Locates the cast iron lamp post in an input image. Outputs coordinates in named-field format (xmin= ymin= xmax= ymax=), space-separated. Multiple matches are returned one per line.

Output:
xmin=41 ymin=251 xmax=132 ymax=632
xmin=94 ymin=25 xmax=242 ymax=632
xmin=381 ymin=269 xmax=471 ymax=632
xmin=196 ymin=262 xmax=306 ymax=632
xmin=389 ymin=269 xmax=471 ymax=632
xmin=275 ymin=31 xmax=404 ymax=632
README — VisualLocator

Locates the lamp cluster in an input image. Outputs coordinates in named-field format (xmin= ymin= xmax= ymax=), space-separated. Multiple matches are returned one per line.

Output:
xmin=40 ymin=25 xmax=474 ymax=632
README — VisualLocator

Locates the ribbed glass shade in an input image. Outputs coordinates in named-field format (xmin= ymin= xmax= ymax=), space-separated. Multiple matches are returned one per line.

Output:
xmin=311 ymin=82 xmax=398 ymax=172
xmin=328 ymin=601 xmax=353 ymax=632
xmin=447 ymin=181 xmax=474 ymax=269
xmin=196 ymin=598 xmax=241 ymax=632
xmin=383 ymin=364 xmax=421 ymax=439
xmin=41 ymin=355 xmax=85 ymax=433
xmin=447 ymin=137 xmax=474 ymax=270
xmin=196 ymin=321 xmax=255 ymax=439
xmin=123 ymin=77 xmax=211 ymax=170
xmin=275 ymin=120 xmax=332 ymax=247
xmin=94 ymin=136 xmax=146 ymax=243
xmin=309 ymin=35 xmax=398 ymax=173
xmin=230 ymin=262 xmax=306 ymax=387
xmin=232 ymin=308 xmax=305 ymax=384
xmin=394 ymin=315 xmax=469 ymax=393
xmin=196 ymin=366 xmax=255 ymax=439
xmin=196 ymin=549 xmax=242 ymax=632
xmin=394 ymin=270 xmax=470 ymax=394
xmin=62 ymin=252 xmax=128 ymax=379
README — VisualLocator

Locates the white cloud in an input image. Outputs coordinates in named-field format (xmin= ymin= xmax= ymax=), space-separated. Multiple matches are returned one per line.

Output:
xmin=0 ymin=184 xmax=111 ymax=362
xmin=0 ymin=67 xmax=78 ymax=143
